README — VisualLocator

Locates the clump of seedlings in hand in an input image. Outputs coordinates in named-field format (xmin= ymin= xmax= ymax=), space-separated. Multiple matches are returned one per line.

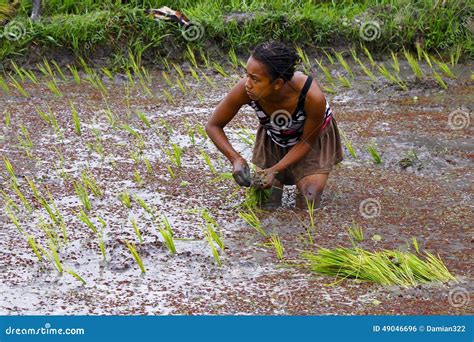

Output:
xmin=124 ymin=240 xmax=146 ymax=273
xmin=159 ymin=215 xmax=176 ymax=254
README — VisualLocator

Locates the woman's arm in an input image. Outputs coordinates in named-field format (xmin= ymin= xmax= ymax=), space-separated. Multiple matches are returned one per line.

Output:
xmin=206 ymin=78 xmax=252 ymax=185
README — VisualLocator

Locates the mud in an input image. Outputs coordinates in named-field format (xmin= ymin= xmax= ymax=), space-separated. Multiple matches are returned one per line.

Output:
xmin=0 ymin=56 xmax=472 ymax=315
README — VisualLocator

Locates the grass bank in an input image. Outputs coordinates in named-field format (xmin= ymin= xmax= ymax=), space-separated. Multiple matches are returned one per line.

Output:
xmin=0 ymin=0 xmax=472 ymax=70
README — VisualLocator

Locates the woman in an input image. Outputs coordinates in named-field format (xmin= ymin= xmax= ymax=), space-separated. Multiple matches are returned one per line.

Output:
xmin=206 ymin=42 xmax=343 ymax=209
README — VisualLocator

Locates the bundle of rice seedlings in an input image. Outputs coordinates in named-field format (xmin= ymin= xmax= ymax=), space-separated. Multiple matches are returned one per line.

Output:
xmin=302 ymin=247 xmax=456 ymax=287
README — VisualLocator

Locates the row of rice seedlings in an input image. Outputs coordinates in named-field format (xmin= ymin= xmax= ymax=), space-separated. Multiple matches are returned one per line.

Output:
xmin=3 ymin=156 xmax=18 ymax=185
xmin=301 ymin=246 xmax=456 ymax=287
xmin=366 ymin=141 xmax=382 ymax=164
xmin=66 ymin=64 xmax=81 ymax=85
xmin=403 ymin=49 xmax=423 ymax=80
xmin=73 ymin=180 xmax=92 ymax=211
xmin=124 ymin=240 xmax=146 ymax=273
xmin=346 ymin=221 xmax=364 ymax=247
xmin=269 ymin=234 xmax=284 ymax=260
xmin=70 ymin=101 xmax=81 ymax=135
xmin=159 ymin=215 xmax=176 ymax=254
xmin=9 ymin=75 xmax=28 ymax=97
xmin=376 ymin=63 xmax=408 ymax=91
xmin=334 ymin=50 xmax=354 ymax=77
xmin=238 ymin=209 xmax=268 ymax=237
xmin=130 ymin=218 xmax=144 ymax=243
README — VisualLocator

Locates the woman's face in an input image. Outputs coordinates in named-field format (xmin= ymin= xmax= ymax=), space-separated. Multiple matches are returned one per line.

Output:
xmin=244 ymin=56 xmax=279 ymax=101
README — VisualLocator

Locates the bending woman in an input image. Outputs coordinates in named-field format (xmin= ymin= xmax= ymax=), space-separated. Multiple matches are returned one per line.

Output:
xmin=206 ymin=42 xmax=343 ymax=209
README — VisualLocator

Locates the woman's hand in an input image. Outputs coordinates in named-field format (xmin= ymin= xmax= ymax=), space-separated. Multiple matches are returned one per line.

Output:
xmin=256 ymin=167 xmax=278 ymax=189
xmin=232 ymin=158 xmax=251 ymax=187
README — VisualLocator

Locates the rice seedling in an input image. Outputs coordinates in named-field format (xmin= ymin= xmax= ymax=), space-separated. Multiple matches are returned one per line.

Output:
xmin=104 ymin=108 xmax=116 ymax=129
xmin=65 ymin=268 xmax=87 ymax=285
xmin=9 ymin=76 xmax=28 ymax=97
xmin=238 ymin=209 xmax=267 ymax=237
xmin=345 ymin=139 xmax=357 ymax=158
xmin=172 ymin=62 xmax=185 ymax=79
xmin=66 ymin=64 xmax=81 ymax=84
xmin=346 ymin=221 xmax=364 ymax=247
xmin=73 ymin=180 xmax=91 ymax=211
xmin=48 ymin=242 xmax=63 ymax=273
xmin=96 ymin=218 xmax=107 ymax=261
xmin=334 ymin=50 xmax=354 ymax=77
xmin=228 ymin=47 xmax=239 ymax=69
xmin=3 ymin=156 xmax=18 ymax=185
xmin=120 ymin=123 xmax=141 ymax=139
xmin=432 ymin=71 xmax=448 ymax=90
xmin=361 ymin=44 xmax=376 ymax=66
xmin=134 ymin=169 xmax=143 ymax=185
xmin=302 ymin=246 xmax=456 ymax=287
xmin=124 ymin=240 xmax=146 ymax=273
xmin=69 ymin=101 xmax=81 ymax=135
xmin=432 ymin=57 xmax=456 ymax=79
xmin=204 ymin=226 xmax=222 ymax=267
xmin=413 ymin=237 xmax=420 ymax=253
xmin=355 ymin=57 xmax=376 ymax=81
xmin=22 ymin=69 xmax=38 ymax=84
xmin=51 ymin=61 xmax=67 ymax=81
xmin=176 ymin=78 xmax=187 ymax=94
xmin=17 ymin=124 xmax=34 ymax=158
xmin=3 ymin=110 xmax=10 ymax=127
xmin=199 ymin=149 xmax=216 ymax=174
xmin=188 ymin=66 xmax=200 ymax=83
xmin=199 ymin=49 xmax=211 ymax=69
xmin=212 ymin=62 xmax=229 ymax=77
xmin=161 ymin=71 xmax=174 ymax=88
xmin=5 ymin=205 xmax=23 ymax=233
xmin=210 ymin=172 xmax=234 ymax=184
xmin=80 ymin=169 xmax=102 ymax=198
xmin=0 ymin=76 xmax=10 ymax=93
xmin=133 ymin=194 xmax=155 ymax=218
xmin=377 ymin=64 xmax=407 ymax=91
xmin=158 ymin=215 xmax=176 ymax=254
xmin=162 ymin=89 xmax=176 ymax=105
xmin=200 ymin=71 xmax=216 ymax=89
xmin=143 ymin=157 xmax=153 ymax=174
xmin=10 ymin=61 xmax=25 ymax=81
xmin=322 ymin=49 xmax=334 ymax=64
xmin=167 ymin=165 xmax=176 ymax=179
xmin=449 ymin=45 xmax=462 ymax=66
xmin=337 ymin=76 xmax=352 ymax=88
xmin=164 ymin=143 xmax=183 ymax=168
xmin=390 ymin=51 xmax=400 ymax=73
xmin=366 ymin=141 xmax=382 ymax=164
xmin=269 ymin=234 xmax=284 ymax=260
xmin=11 ymin=183 xmax=32 ymax=213
xmin=78 ymin=209 xmax=98 ymax=234
xmin=185 ymin=45 xmax=198 ymax=68
xmin=403 ymin=49 xmax=423 ymax=80
xmin=236 ymin=127 xmax=255 ymax=146
xmin=136 ymin=111 xmax=151 ymax=128
xmin=195 ymin=124 xmax=208 ymax=140
xmin=46 ymin=79 xmax=63 ymax=97
xmin=130 ymin=218 xmax=144 ymax=243
xmin=118 ymin=190 xmax=131 ymax=208
xmin=315 ymin=58 xmax=334 ymax=84
xmin=101 ymin=67 xmax=114 ymax=80
xmin=26 ymin=233 xmax=43 ymax=262
xmin=38 ymin=218 xmax=61 ymax=250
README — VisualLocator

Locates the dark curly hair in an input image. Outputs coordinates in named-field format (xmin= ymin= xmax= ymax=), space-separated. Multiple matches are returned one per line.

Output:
xmin=251 ymin=41 xmax=300 ymax=82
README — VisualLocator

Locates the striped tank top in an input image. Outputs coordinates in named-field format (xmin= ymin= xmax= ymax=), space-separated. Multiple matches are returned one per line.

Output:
xmin=250 ymin=75 xmax=333 ymax=148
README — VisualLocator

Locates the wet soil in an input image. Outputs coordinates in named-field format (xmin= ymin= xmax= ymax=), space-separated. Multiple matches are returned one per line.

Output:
xmin=0 ymin=57 xmax=472 ymax=315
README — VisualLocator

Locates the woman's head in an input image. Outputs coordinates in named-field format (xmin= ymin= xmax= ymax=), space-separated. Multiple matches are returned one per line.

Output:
xmin=244 ymin=41 xmax=299 ymax=100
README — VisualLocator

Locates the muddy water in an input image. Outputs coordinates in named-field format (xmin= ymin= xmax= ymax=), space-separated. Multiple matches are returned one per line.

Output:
xmin=0 ymin=57 xmax=472 ymax=315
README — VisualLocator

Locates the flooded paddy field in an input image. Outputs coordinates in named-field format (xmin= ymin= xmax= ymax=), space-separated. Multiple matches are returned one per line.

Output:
xmin=0 ymin=54 xmax=472 ymax=315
